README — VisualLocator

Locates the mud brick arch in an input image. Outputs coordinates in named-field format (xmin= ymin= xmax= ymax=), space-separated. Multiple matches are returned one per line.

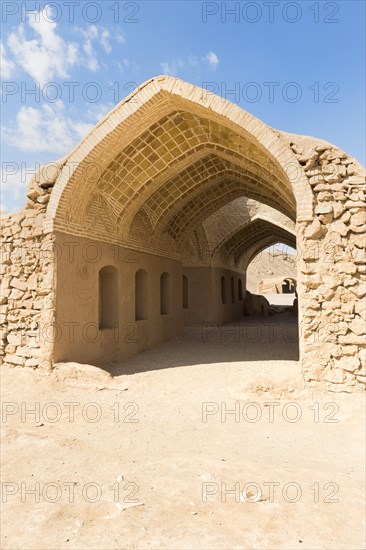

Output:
xmin=1 ymin=76 xmax=365 ymax=392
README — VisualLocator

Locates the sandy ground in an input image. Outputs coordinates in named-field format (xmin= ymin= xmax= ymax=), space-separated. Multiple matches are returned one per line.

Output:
xmin=1 ymin=309 xmax=365 ymax=550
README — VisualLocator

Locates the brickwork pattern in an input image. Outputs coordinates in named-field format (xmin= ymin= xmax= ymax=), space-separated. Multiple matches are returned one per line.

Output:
xmin=1 ymin=76 xmax=364 ymax=392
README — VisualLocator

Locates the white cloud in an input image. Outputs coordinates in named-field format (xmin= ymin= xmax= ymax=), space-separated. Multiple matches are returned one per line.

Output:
xmin=0 ymin=42 xmax=15 ymax=78
xmin=203 ymin=51 xmax=219 ymax=68
xmin=86 ymin=103 xmax=114 ymax=122
xmin=160 ymin=57 xmax=196 ymax=76
xmin=2 ymin=102 xmax=93 ymax=154
xmin=78 ymin=25 xmax=99 ymax=41
xmin=74 ymin=25 xmax=100 ymax=71
xmin=76 ymin=24 xmax=113 ymax=53
xmin=160 ymin=61 xmax=176 ymax=76
xmin=187 ymin=55 xmax=199 ymax=67
xmin=74 ymin=24 xmax=115 ymax=70
xmin=5 ymin=10 xmax=121 ymax=84
xmin=118 ymin=58 xmax=130 ymax=71
xmin=1 ymin=100 xmax=114 ymax=211
xmin=100 ymin=30 xmax=112 ymax=54
xmin=7 ymin=7 xmax=78 ymax=86
xmin=160 ymin=52 xmax=219 ymax=76
xmin=82 ymin=38 xmax=99 ymax=71
xmin=116 ymin=34 xmax=126 ymax=44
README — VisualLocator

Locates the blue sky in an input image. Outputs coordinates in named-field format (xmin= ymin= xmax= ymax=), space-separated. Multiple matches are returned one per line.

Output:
xmin=1 ymin=0 xmax=365 ymax=212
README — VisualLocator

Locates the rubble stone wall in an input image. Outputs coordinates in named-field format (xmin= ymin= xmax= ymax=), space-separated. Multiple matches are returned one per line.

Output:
xmin=0 ymin=170 xmax=56 ymax=371
xmin=289 ymin=138 xmax=366 ymax=392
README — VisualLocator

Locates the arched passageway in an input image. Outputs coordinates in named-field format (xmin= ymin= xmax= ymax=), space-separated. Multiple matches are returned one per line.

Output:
xmin=3 ymin=75 xmax=362 ymax=392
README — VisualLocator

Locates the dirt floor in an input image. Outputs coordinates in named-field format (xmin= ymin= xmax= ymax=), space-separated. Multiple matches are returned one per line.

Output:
xmin=1 ymin=300 xmax=365 ymax=550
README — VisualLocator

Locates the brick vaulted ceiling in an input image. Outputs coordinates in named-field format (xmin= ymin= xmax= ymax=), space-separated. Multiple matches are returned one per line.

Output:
xmin=47 ymin=76 xmax=309 ymax=263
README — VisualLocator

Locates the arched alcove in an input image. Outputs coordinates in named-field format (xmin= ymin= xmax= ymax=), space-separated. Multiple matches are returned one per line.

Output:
xmin=182 ymin=275 xmax=189 ymax=309
xmin=238 ymin=279 xmax=243 ymax=301
xmin=135 ymin=269 xmax=149 ymax=321
xmin=160 ymin=272 xmax=171 ymax=315
xmin=99 ymin=266 xmax=119 ymax=329
xmin=221 ymin=276 xmax=226 ymax=305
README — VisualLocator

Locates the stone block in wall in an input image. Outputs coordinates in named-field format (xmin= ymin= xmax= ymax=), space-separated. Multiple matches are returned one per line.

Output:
xmin=4 ymin=354 xmax=24 ymax=366
xmin=16 ymin=346 xmax=36 ymax=358
xmin=10 ymin=278 xmax=27 ymax=291
xmin=303 ymin=219 xmax=326 ymax=240
xmin=6 ymin=332 xmax=23 ymax=346
xmin=9 ymin=289 xmax=25 ymax=300
xmin=324 ymin=366 xmax=353 ymax=385
xmin=303 ymin=362 xmax=325 ymax=382
xmin=25 ymin=358 xmax=39 ymax=368
xmin=339 ymin=334 xmax=365 ymax=346
xmin=334 ymin=356 xmax=360 ymax=373
xmin=342 ymin=345 xmax=359 ymax=356
xmin=354 ymin=284 xmax=366 ymax=299
xmin=349 ymin=316 xmax=366 ymax=336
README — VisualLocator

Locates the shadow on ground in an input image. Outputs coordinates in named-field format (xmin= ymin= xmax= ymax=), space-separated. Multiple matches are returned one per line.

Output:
xmin=109 ymin=311 xmax=299 ymax=377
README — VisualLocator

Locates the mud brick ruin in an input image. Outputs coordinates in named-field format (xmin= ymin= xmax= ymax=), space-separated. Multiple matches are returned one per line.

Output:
xmin=1 ymin=76 xmax=365 ymax=392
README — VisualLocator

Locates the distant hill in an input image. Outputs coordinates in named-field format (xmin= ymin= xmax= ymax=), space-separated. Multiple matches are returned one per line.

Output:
xmin=246 ymin=248 xmax=297 ymax=293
